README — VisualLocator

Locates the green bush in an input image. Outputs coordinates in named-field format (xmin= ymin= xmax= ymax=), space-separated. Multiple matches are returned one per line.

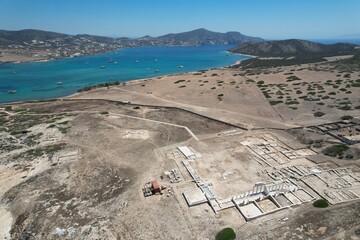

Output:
xmin=285 ymin=100 xmax=300 ymax=105
xmin=216 ymin=228 xmax=236 ymax=240
xmin=262 ymin=91 xmax=271 ymax=98
xmin=174 ymin=80 xmax=186 ymax=84
xmin=341 ymin=115 xmax=353 ymax=120
xmin=286 ymin=75 xmax=301 ymax=81
xmin=338 ymin=105 xmax=352 ymax=111
xmin=313 ymin=199 xmax=329 ymax=208
xmin=10 ymin=129 xmax=30 ymax=135
xmin=270 ymin=100 xmax=283 ymax=105
xmin=314 ymin=112 xmax=325 ymax=117
xmin=246 ymin=79 xmax=255 ymax=83
xmin=323 ymin=144 xmax=349 ymax=157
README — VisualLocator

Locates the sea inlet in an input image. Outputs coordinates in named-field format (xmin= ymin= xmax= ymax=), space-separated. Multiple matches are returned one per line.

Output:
xmin=0 ymin=45 xmax=249 ymax=103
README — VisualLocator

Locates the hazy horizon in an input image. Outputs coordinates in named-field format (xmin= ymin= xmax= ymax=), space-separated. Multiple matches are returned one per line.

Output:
xmin=1 ymin=0 xmax=360 ymax=40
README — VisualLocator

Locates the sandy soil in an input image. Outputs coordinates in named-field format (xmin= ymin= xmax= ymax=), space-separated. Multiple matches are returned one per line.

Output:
xmin=68 ymin=61 xmax=360 ymax=128
xmin=68 ymin=69 xmax=299 ymax=129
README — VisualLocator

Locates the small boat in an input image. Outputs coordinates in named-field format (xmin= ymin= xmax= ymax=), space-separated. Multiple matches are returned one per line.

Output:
xmin=100 ymin=66 xmax=106 ymax=69
xmin=154 ymin=59 xmax=158 ymax=62
xmin=134 ymin=60 xmax=139 ymax=63
xmin=8 ymin=90 xmax=16 ymax=94
xmin=154 ymin=69 xmax=160 ymax=73
xmin=56 ymin=81 xmax=63 ymax=85
xmin=177 ymin=65 xmax=184 ymax=69
xmin=113 ymin=61 xmax=118 ymax=64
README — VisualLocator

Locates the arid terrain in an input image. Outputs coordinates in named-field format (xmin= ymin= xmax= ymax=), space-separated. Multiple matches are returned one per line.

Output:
xmin=1 ymin=58 xmax=360 ymax=239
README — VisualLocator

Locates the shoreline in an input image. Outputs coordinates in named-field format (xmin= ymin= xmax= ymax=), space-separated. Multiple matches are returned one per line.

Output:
xmin=0 ymin=47 xmax=249 ymax=104
xmin=225 ymin=50 xmax=257 ymax=58
xmin=226 ymin=50 xmax=256 ymax=67
xmin=0 ymin=66 xmax=232 ymax=105
xmin=1 ymin=44 xmax=247 ymax=65
xmin=0 ymin=48 xmax=124 ymax=64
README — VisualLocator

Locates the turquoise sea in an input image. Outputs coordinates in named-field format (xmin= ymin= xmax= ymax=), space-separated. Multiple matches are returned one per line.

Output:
xmin=0 ymin=45 xmax=249 ymax=103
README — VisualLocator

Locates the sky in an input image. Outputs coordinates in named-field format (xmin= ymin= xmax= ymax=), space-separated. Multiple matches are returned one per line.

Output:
xmin=0 ymin=0 xmax=359 ymax=40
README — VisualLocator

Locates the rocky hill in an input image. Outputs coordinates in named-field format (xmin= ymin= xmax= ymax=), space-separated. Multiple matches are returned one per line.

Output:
xmin=151 ymin=28 xmax=263 ymax=46
xmin=230 ymin=39 xmax=358 ymax=57
xmin=0 ymin=29 xmax=67 ymax=45
xmin=0 ymin=29 xmax=117 ymax=46
xmin=0 ymin=28 xmax=262 ymax=47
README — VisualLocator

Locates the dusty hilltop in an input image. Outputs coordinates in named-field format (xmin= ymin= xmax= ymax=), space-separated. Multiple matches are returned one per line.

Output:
xmin=1 ymin=57 xmax=360 ymax=239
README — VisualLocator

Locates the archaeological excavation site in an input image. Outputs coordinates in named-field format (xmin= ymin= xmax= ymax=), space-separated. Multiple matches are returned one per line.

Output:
xmin=1 ymin=60 xmax=360 ymax=239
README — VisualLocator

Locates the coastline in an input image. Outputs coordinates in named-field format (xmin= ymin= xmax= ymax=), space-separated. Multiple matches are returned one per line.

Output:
xmin=0 ymin=68 xmax=214 ymax=105
xmin=1 ymin=65 xmax=232 ymax=105
xmin=225 ymin=50 xmax=256 ymax=67
xmin=0 ymin=46 xmax=249 ymax=104
xmin=1 ymin=44 xmax=250 ymax=65
xmin=226 ymin=50 xmax=257 ymax=58
xmin=62 ymin=52 xmax=249 ymax=101
xmin=0 ymin=48 xmax=124 ymax=64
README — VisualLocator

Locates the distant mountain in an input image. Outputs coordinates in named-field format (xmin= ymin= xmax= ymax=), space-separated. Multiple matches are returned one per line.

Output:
xmin=0 ymin=28 xmax=263 ymax=62
xmin=0 ymin=28 xmax=263 ymax=47
xmin=230 ymin=39 xmax=358 ymax=57
xmin=338 ymin=33 xmax=360 ymax=39
xmin=155 ymin=28 xmax=263 ymax=46
xmin=0 ymin=29 xmax=116 ymax=46
xmin=0 ymin=29 xmax=67 ymax=45
xmin=116 ymin=28 xmax=263 ymax=46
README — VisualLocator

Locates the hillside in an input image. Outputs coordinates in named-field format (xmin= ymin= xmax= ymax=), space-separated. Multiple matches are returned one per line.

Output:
xmin=154 ymin=28 xmax=263 ymax=46
xmin=230 ymin=39 xmax=358 ymax=57
xmin=0 ymin=29 xmax=117 ymax=46
xmin=0 ymin=28 xmax=263 ymax=62
xmin=0 ymin=28 xmax=263 ymax=47
xmin=0 ymin=29 xmax=67 ymax=45
xmin=116 ymin=28 xmax=263 ymax=46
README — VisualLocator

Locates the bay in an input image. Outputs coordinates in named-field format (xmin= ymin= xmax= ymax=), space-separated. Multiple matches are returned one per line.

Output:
xmin=0 ymin=45 xmax=249 ymax=103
